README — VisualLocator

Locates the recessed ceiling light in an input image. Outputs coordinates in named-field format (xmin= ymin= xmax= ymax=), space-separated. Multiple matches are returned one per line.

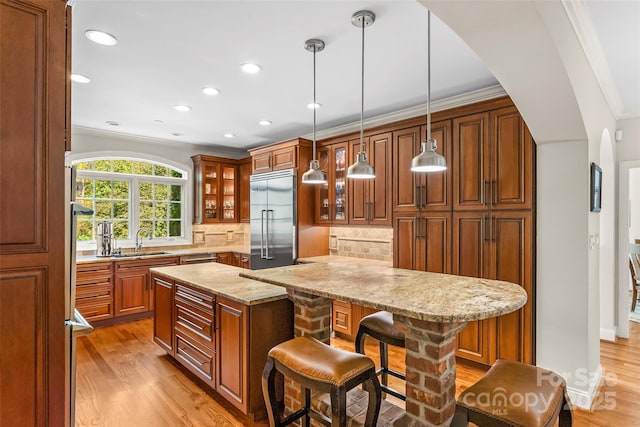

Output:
xmin=173 ymin=105 xmax=191 ymax=112
xmin=71 ymin=74 xmax=91 ymax=83
xmin=172 ymin=132 xmax=183 ymax=136
xmin=202 ymin=87 xmax=221 ymax=96
xmin=259 ymin=120 xmax=272 ymax=126
xmin=105 ymin=120 xmax=119 ymax=126
xmin=84 ymin=30 xmax=118 ymax=46
xmin=240 ymin=63 xmax=262 ymax=74
xmin=153 ymin=119 xmax=165 ymax=124
xmin=223 ymin=133 xmax=235 ymax=138
xmin=307 ymin=102 xmax=321 ymax=109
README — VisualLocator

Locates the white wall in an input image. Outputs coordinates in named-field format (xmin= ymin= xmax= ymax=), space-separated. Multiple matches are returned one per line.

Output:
xmin=599 ymin=130 xmax=616 ymax=341
xmin=630 ymin=168 xmax=640 ymax=242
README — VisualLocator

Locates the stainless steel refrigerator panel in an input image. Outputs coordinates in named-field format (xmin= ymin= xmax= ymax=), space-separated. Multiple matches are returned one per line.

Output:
xmin=250 ymin=169 xmax=297 ymax=269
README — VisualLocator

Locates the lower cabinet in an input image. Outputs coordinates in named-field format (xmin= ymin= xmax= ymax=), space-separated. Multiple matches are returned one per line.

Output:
xmin=151 ymin=274 xmax=293 ymax=420
xmin=76 ymin=262 xmax=115 ymax=322
xmin=331 ymin=300 xmax=378 ymax=341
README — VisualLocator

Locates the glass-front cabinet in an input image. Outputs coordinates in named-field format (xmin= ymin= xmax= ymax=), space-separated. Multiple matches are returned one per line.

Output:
xmin=192 ymin=155 xmax=237 ymax=224
xmin=315 ymin=142 xmax=348 ymax=225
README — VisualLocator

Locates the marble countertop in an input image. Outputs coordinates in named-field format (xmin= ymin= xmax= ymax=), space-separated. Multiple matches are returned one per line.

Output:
xmin=149 ymin=262 xmax=287 ymax=306
xmin=241 ymin=258 xmax=527 ymax=323
xmin=77 ymin=245 xmax=250 ymax=264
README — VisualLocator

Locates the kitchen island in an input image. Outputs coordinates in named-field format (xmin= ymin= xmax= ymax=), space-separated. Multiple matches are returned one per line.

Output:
xmin=149 ymin=263 xmax=292 ymax=421
xmin=241 ymin=256 xmax=527 ymax=427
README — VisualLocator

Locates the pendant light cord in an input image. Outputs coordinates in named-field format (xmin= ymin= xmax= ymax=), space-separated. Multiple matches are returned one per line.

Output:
xmin=312 ymin=45 xmax=317 ymax=161
xmin=426 ymin=10 xmax=431 ymax=142
xmin=360 ymin=17 xmax=365 ymax=154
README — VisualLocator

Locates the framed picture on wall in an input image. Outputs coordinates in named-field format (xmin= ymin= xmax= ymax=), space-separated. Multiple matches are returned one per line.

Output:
xmin=590 ymin=162 xmax=602 ymax=212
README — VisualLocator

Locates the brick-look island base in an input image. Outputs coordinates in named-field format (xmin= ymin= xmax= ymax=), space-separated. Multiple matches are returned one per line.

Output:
xmin=240 ymin=256 xmax=527 ymax=427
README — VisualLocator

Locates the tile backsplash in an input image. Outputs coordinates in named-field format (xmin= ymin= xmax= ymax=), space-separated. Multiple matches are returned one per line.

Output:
xmin=329 ymin=226 xmax=393 ymax=262
xmin=192 ymin=223 xmax=250 ymax=247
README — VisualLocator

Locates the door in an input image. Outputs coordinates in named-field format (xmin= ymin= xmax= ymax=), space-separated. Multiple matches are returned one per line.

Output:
xmin=152 ymin=275 xmax=174 ymax=355
xmin=348 ymin=137 xmax=370 ymax=224
xmin=115 ymin=269 xmax=150 ymax=316
xmin=417 ymin=213 xmax=452 ymax=274
xmin=393 ymin=126 xmax=421 ymax=212
xmin=0 ymin=0 xmax=68 ymax=425
xmin=216 ymin=297 xmax=248 ymax=413
xmin=419 ymin=120 xmax=452 ymax=211
xmin=453 ymin=112 xmax=490 ymax=211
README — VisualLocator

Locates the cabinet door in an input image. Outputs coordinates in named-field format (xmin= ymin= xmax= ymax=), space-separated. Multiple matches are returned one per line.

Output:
xmin=217 ymin=252 xmax=231 ymax=265
xmin=239 ymin=160 xmax=251 ymax=223
xmin=272 ymin=146 xmax=296 ymax=171
xmin=152 ymin=275 xmax=174 ymax=355
xmin=419 ymin=120 xmax=452 ymax=211
xmin=393 ymin=126 xmax=421 ymax=212
xmin=216 ymin=297 xmax=248 ymax=413
xmin=489 ymin=211 xmax=533 ymax=364
xmin=252 ymin=152 xmax=272 ymax=174
xmin=348 ymin=137 xmax=370 ymax=225
xmin=453 ymin=112 xmax=490 ymax=211
xmin=452 ymin=212 xmax=493 ymax=364
xmin=332 ymin=300 xmax=354 ymax=337
xmin=394 ymin=215 xmax=418 ymax=270
xmin=202 ymin=161 xmax=221 ymax=222
xmin=239 ymin=254 xmax=251 ymax=269
xmin=315 ymin=146 xmax=331 ymax=225
xmin=418 ymin=212 xmax=452 ymax=274
xmin=220 ymin=164 xmax=237 ymax=222
xmin=490 ymin=107 xmax=534 ymax=210
xmin=369 ymin=132 xmax=392 ymax=225
xmin=115 ymin=269 xmax=150 ymax=316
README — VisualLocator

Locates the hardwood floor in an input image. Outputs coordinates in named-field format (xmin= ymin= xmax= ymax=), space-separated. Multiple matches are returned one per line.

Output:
xmin=76 ymin=319 xmax=640 ymax=426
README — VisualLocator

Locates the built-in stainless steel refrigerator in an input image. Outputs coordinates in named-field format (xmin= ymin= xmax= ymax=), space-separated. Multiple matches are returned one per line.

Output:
xmin=64 ymin=165 xmax=95 ymax=426
xmin=250 ymin=169 xmax=297 ymax=269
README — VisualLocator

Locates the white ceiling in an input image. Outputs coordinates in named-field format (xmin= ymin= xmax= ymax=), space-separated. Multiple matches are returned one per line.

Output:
xmin=71 ymin=1 xmax=639 ymax=152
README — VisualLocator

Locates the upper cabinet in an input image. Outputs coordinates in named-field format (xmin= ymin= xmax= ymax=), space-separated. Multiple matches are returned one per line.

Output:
xmin=315 ymin=142 xmax=349 ymax=225
xmin=453 ymin=106 xmax=533 ymax=211
xmin=238 ymin=157 xmax=251 ymax=223
xmin=393 ymin=120 xmax=452 ymax=213
xmin=192 ymin=155 xmax=238 ymax=224
xmin=249 ymin=138 xmax=306 ymax=174
xmin=348 ymin=132 xmax=392 ymax=226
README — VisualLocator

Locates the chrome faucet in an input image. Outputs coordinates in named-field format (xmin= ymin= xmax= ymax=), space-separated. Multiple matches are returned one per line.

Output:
xmin=135 ymin=228 xmax=151 ymax=253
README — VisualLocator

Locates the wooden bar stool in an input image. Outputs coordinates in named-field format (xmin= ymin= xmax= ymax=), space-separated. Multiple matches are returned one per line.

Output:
xmin=453 ymin=359 xmax=573 ymax=427
xmin=355 ymin=311 xmax=406 ymax=401
xmin=262 ymin=335 xmax=382 ymax=427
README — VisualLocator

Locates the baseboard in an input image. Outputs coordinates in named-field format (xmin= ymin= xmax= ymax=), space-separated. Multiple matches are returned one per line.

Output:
xmin=566 ymin=365 xmax=602 ymax=409
xmin=599 ymin=327 xmax=616 ymax=342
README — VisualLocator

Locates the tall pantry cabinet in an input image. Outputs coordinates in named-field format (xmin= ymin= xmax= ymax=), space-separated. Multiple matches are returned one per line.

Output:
xmin=393 ymin=99 xmax=535 ymax=366
xmin=0 ymin=0 xmax=71 ymax=425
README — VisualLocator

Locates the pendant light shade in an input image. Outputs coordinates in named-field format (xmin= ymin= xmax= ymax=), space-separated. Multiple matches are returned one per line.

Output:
xmin=302 ymin=39 xmax=327 ymax=185
xmin=411 ymin=10 xmax=447 ymax=173
xmin=347 ymin=10 xmax=376 ymax=180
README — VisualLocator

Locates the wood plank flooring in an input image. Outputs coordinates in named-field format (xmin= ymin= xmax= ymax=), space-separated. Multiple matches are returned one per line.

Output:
xmin=75 ymin=319 xmax=640 ymax=426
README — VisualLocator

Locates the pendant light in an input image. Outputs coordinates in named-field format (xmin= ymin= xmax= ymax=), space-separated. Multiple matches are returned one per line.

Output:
xmin=411 ymin=10 xmax=447 ymax=173
xmin=347 ymin=10 xmax=376 ymax=180
xmin=302 ymin=39 xmax=328 ymax=184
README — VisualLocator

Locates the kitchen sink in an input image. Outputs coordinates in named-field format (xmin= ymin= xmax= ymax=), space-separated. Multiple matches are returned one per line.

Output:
xmin=112 ymin=251 xmax=170 ymax=258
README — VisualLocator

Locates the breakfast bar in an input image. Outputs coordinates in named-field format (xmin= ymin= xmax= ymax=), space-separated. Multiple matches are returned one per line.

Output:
xmin=241 ymin=256 xmax=527 ymax=427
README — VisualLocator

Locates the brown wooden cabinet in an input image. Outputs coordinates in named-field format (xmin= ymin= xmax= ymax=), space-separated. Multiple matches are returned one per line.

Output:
xmin=0 ymin=1 xmax=69 ymax=424
xmin=453 ymin=107 xmax=533 ymax=212
xmin=348 ymin=132 xmax=393 ymax=225
xmin=192 ymin=155 xmax=238 ymax=223
xmin=216 ymin=296 xmax=248 ymax=412
xmin=393 ymin=121 xmax=452 ymax=213
xmin=331 ymin=300 xmax=378 ymax=341
xmin=76 ymin=262 xmax=115 ymax=322
xmin=152 ymin=274 xmax=174 ymax=355
xmin=239 ymin=157 xmax=251 ymax=223
xmin=452 ymin=211 xmax=533 ymax=364
xmin=113 ymin=256 xmax=179 ymax=319
xmin=394 ymin=212 xmax=451 ymax=273
xmin=315 ymin=141 xmax=349 ymax=225
xmin=216 ymin=252 xmax=232 ymax=265
xmin=249 ymin=138 xmax=305 ymax=174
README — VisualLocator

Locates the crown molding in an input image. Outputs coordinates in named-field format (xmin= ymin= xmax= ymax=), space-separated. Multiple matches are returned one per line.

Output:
xmin=305 ymin=84 xmax=507 ymax=141
xmin=562 ymin=0 xmax=624 ymax=119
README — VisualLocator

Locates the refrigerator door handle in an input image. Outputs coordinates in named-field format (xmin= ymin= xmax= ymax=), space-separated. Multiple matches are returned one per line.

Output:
xmin=65 ymin=309 xmax=94 ymax=337
xmin=265 ymin=209 xmax=274 ymax=260
xmin=260 ymin=209 xmax=266 ymax=259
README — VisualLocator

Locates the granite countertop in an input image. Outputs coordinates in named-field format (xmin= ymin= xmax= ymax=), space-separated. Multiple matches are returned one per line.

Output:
xmin=77 ymin=245 xmax=250 ymax=264
xmin=241 ymin=259 xmax=527 ymax=323
xmin=149 ymin=263 xmax=287 ymax=306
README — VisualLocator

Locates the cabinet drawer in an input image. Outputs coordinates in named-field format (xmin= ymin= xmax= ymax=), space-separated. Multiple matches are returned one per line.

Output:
xmin=115 ymin=256 xmax=179 ymax=273
xmin=175 ymin=300 xmax=215 ymax=349
xmin=175 ymin=283 xmax=215 ymax=315
xmin=77 ymin=261 xmax=113 ymax=275
xmin=175 ymin=333 xmax=215 ymax=386
xmin=332 ymin=300 xmax=352 ymax=336
xmin=76 ymin=297 xmax=113 ymax=321
xmin=76 ymin=282 xmax=112 ymax=299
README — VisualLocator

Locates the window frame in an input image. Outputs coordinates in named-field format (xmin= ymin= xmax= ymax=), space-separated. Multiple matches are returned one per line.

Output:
xmin=71 ymin=155 xmax=193 ymax=252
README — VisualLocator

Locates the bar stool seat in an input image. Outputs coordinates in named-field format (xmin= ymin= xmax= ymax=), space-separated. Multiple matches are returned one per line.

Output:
xmin=453 ymin=359 xmax=573 ymax=427
xmin=262 ymin=335 xmax=382 ymax=426
xmin=355 ymin=311 xmax=406 ymax=401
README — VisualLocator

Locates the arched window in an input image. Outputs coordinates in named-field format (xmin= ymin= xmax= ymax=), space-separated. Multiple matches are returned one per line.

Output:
xmin=74 ymin=158 xmax=188 ymax=249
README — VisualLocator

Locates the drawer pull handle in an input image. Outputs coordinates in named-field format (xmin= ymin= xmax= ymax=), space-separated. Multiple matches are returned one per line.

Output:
xmin=178 ymin=316 xmax=205 ymax=332
xmin=179 ymin=347 xmax=206 ymax=367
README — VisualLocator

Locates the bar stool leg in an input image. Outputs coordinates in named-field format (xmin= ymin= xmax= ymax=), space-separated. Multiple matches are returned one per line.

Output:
xmin=330 ymin=386 xmax=348 ymax=426
xmin=379 ymin=341 xmax=389 ymax=387
xmin=302 ymin=387 xmax=311 ymax=427
xmin=451 ymin=405 xmax=469 ymax=427
xmin=559 ymin=391 xmax=573 ymax=426
xmin=262 ymin=357 xmax=284 ymax=427
xmin=363 ymin=375 xmax=382 ymax=427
